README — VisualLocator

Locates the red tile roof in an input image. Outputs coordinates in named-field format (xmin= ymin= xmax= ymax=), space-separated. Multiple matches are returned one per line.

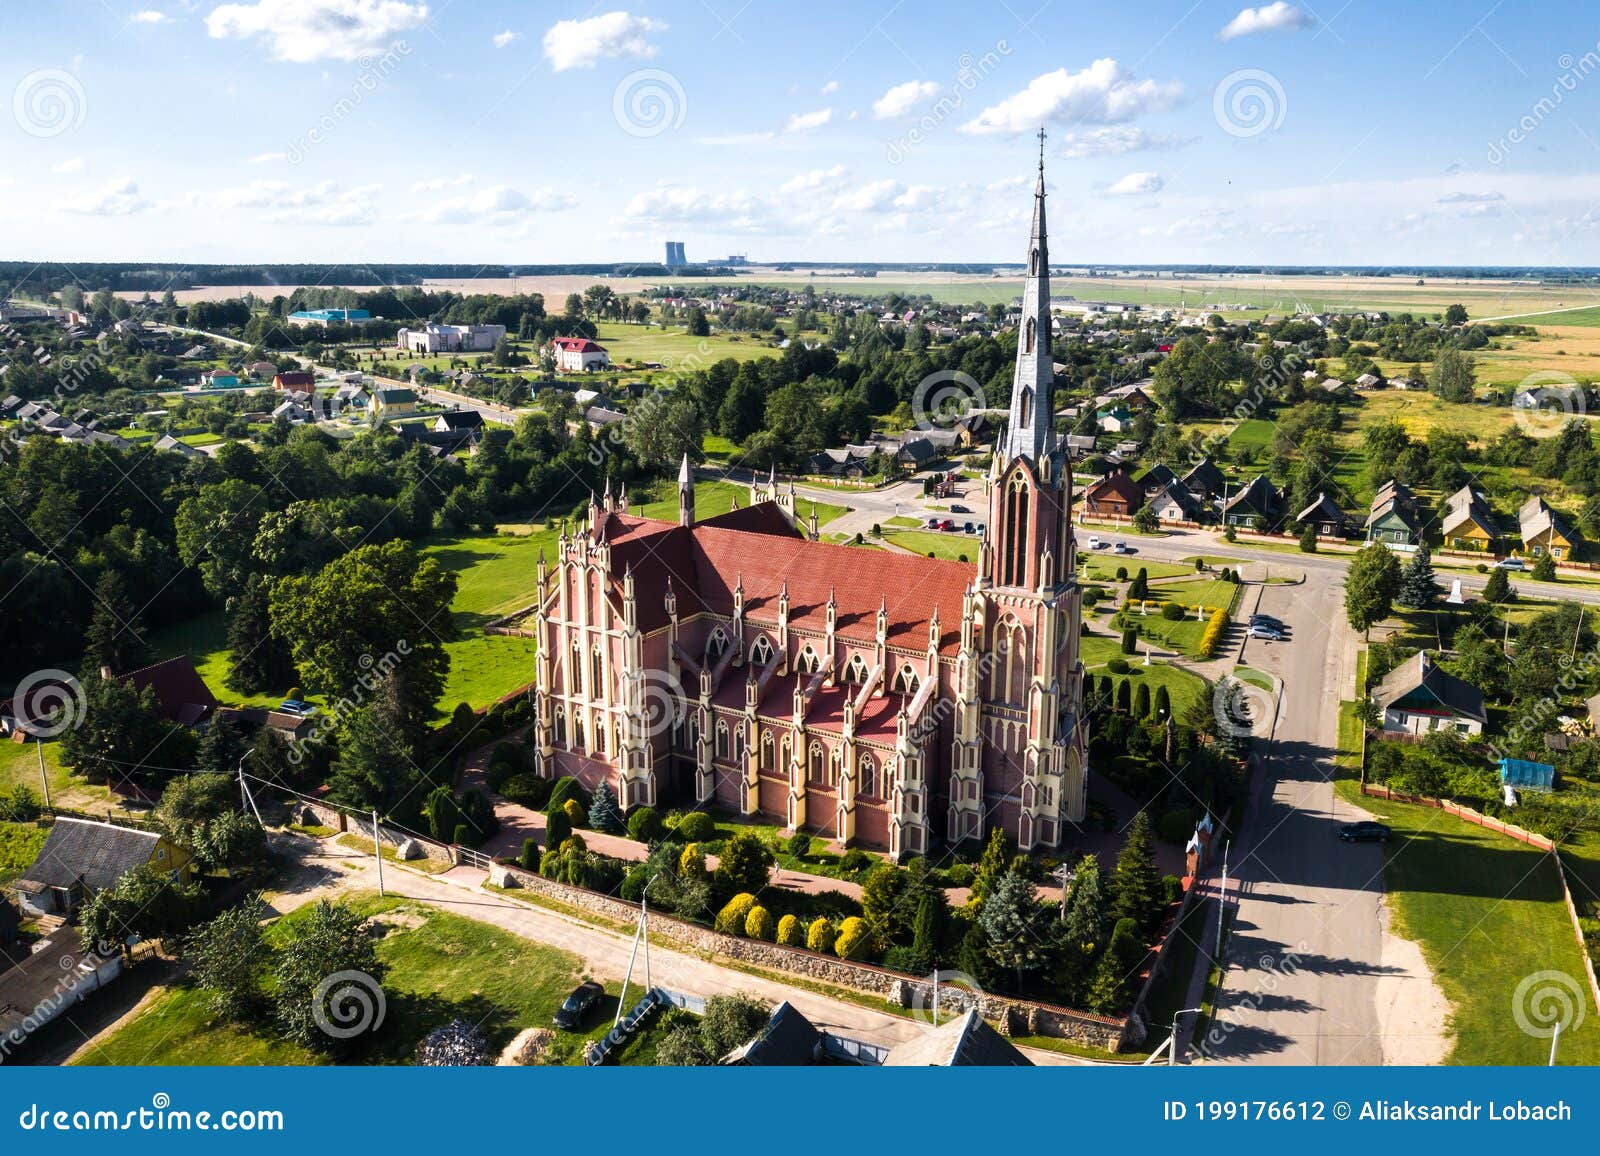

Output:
xmin=273 ymin=371 xmax=315 ymax=388
xmin=551 ymin=337 xmax=607 ymax=353
xmin=589 ymin=508 xmax=971 ymax=654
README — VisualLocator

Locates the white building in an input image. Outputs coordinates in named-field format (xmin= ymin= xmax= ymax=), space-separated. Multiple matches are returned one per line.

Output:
xmin=548 ymin=336 xmax=611 ymax=372
xmin=397 ymin=324 xmax=506 ymax=354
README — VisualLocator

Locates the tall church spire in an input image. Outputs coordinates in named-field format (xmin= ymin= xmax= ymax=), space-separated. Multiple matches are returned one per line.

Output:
xmin=678 ymin=452 xmax=695 ymax=527
xmin=1001 ymin=127 xmax=1054 ymax=465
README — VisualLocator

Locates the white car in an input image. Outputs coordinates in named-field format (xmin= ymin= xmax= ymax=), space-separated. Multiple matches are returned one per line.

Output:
xmin=1086 ymin=536 xmax=1104 ymax=550
xmin=1112 ymin=541 xmax=1130 ymax=554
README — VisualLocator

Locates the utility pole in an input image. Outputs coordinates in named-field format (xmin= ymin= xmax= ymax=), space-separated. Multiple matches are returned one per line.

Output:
xmin=373 ymin=810 xmax=385 ymax=897
xmin=1550 ymin=1020 xmax=1561 ymax=1067
xmin=36 ymin=740 xmax=51 ymax=812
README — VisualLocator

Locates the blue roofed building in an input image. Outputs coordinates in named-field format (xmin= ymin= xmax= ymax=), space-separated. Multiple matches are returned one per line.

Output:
xmin=287 ymin=308 xmax=373 ymax=326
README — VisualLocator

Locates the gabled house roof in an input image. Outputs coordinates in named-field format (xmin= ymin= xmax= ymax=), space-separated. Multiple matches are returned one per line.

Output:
xmin=1136 ymin=462 xmax=1178 ymax=492
xmin=119 ymin=655 xmax=217 ymax=727
xmin=1519 ymin=495 xmax=1577 ymax=545
xmin=16 ymin=817 xmax=162 ymax=893
xmin=1441 ymin=486 xmax=1498 ymax=540
xmin=1084 ymin=468 xmax=1145 ymax=510
xmin=1296 ymin=492 xmax=1346 ymax=526
xmin=1182 ymin=457 xmax=1226 ymax=497
xmin=881 ymin=1009 xmax=1032 ymax=1067
xmin=1372 ymin=651 xmax=1487 ymax=725
xmin=1148 ymin=480 xmax=1201 ymax=518
xmin=1223 ymin=474 xmax=1278 ymax=516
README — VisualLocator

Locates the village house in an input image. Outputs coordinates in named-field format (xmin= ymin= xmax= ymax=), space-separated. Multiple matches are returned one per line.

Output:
xmin=1222 ymin=474 xmax=1280 ymax=529
xmin=1371 ymin=651 xmax=1487 ymax=737
xmin=372 ymin=387 xmax=419 ymax=419
xmin=9 ymin=817 xmax=194 ymax=918
xmin=287 ymin=308 xmax=373 ymax=326
xmin=203 ymin=368 xmax=239 ymax=389
xmin=1365 ymin=479 xmax=1422 ymax=547
xmin=1517 ymin=495 xmax=1580 ymax=560
xmin=1440 ymin=485 xmax=1500 ymax=553
xmin=549 ymin=336 xmax=612 ymax=372
xmin=1147 ymin=480 xmax=1203 ymax=523
xmin=117 ymin=655 xmax=218 ymax=728
xmin=1296 ymin=493 xmax=1349 ymax=538
xmin=272 ymin=370 xmax=316 ymax=393
xmin=1082 ymin=466 xmax=1144 ymax=518
xmin=1181 ymin=458 xmax=1226 ymax=502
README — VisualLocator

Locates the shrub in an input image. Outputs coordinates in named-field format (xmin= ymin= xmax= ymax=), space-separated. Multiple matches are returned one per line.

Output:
xmin=1120 ymin=627 xmax=1137 ymax=654
xmin=519 ymin=838 xmax=541 ymax=871
xmin=562 ymin=798 xmax=584 ymax=825
xmin=838 ymin=847 xmax=872 ymax=875
xmin=1107 ymin=657 xmax=1130 ymax=675
xmin=944 ymin=863 xmax=975 ymax=888
xmin=1156 ymin=809 xmax=1196 ymax=844
xmin=544 ymin=807 xmax=572 ymax=851
xmin=1154 ymin=685 xmax=1171 ymax=720
xmin=715 ymin=893 xmax=758 ymax=936
xmin=547 ymin=776 xmax=589 ymax=814
xmin=678 ymin=842 xmax=708 ymax=878
xmin=678 ymin=811 xmax=716 ymax=842
xmin=806 ymin=917 xmax=835 ymax=953
xmin=745 ymin=905 xmax=775 ymax=941
xmin=1161 ymin=601 xmax=1185 ymax=621
xmin=1162 ymin=874 xmax=1184 ymax=905
xmin=833 ymin=916 xmax=873 ymax=961
xmin=1198 ymin=606 xmax=1230 ymax=658
xmin=1134 ymin=682 xmax=1151 ymax=718
xmin=786 ymin=831 xmax=812 ymax=859
xmin=588 ymin=782 xmax=624 ymax=833
xmin=627 ymin=806 xmax=664 ymax=843
xmin=776 ymin=914 xmax=804 ymax=947
xmin=1115 ymin=679 xmax=1131 ymax=713
xmin=501 ymin=773 xmax=550 ymax=809
xmin=485 ymin=741 xmax=529 ymax=792
xmin=452 ymin=823 xmax=471 ymax=847
xmin=714 ymin=832 xmax=774 ymax=894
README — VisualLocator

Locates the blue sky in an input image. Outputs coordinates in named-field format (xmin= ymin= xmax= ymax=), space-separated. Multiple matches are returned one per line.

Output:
xmin=4 ymin=1 xmax=1600 ymax=265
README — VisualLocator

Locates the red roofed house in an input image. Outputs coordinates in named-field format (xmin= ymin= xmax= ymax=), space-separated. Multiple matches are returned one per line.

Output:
xmin=272 ymin=371 xmax=316 ymax=393
xmin=1082 ymin=467 xmax=1144 ymax=518
xmin=115 ymin=656 xmax=218 ymax=728
xmin=549 ymin=337 xmax=611 ymax=373
xmin=532 ymin=165 xmax=1088 ymax=858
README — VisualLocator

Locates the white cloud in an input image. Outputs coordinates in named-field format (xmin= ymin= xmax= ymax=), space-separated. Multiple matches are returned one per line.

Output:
xmin=492 ymin=29 xmax=520 ymax=48
xmin=197 ymin=179 xmax=380 ymax=225
xmin=833 ymin=179 xmax=902 ymax=212
xmin=624 ymin=185 xmax=766 ymax=229
xmin=872 ymin=79 xmax=938 ymax=120
xmin=1219 ymin=2 xmax=1314 ymax=40
xmin=962 ymin=59 xmax=1182 ymax=134
xmin=411 ymin=173 xmax=473 ymax=191
xmin=1437 ymin=191 xmax=1504 ymax=203
xmin=1057 ymin=126 xmax=1189 ymax=157
xmin=542 ymin=11 xmax=664 ymax=71
xmin=1107 ymin=171 xmax=1164 ymax=196
xmin=779 ymin=165 xmax=848 ymax=195
xmin=131 ymin=9 xmax=168 ymax=22
xmin=52 ymin=156 xmax=85 ymax=174
xmin=892 ymin=184 xmax=943 ymax=211
xmin=62 ymin=177 xmax=148 ymax=216
xmin=207 ymin=0 xmax=428 ymax=63
xmin=821 ymin=80 xmax=839 ymax=95
xmin=695 ymin=131 xmax=776 ymax=146
xmin=246 ymin=151 xmax=287 ymax=164
xmin=417 ymin=184 xmax=575 ymax=224
xmin=784 ymin=107 xmax=833 ymax=133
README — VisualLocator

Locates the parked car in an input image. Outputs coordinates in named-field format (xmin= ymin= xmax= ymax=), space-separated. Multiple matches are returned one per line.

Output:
xmin=926 ymin=517 xmax=941 ymax=529
xmin=950 ymin=504 xmax=971 ymax=514
xmin=1493 ymin=557 xmax=1526 ymax=570
xmin=1338 ymin=821 xmax=1391 ymax=844
xmin=280 ymin=699 xmax=315 ymax=717
xmin=1086 ymin=536 xmax=1104 ymax=550
xmin=1249 ymin=614 xmax=1285 ymax=629
xmin=553 ymin=980 xmax=605 ymax=1030
xmin=963 ymin=521 xmax=975 ymax=534
xmin=1112 ymin=541 xmax=1130 ymax=554
xmin=938 ymin=519 xmax=957 ymax=532
xmin=1247 ymin=624 xmax=1285 ymax=641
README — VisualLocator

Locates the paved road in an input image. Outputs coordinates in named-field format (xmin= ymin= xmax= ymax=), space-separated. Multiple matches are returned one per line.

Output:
xmin=1187 ymin=574 xmax=1445 ymax=1064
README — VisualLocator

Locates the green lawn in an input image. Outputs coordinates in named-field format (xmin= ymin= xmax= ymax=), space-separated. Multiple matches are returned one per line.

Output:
xmin=883 ymin=529 xmax=979 ymax=562
xmin=75 ymin=893 xmax=615 ymax=1066
xmin=1079 ymin=556 xmax=1191 ymax=582
xmin=1334 ymin=785 xmax=1600 ymax=1065
xmin=1145 ymin=577 xmax=1238 ymax=611
xmin=636 ymin=478 xmax=849 ymax=529
xmin=0 ymin=738 xmax=109 ymax=812
xmin=1080 ymin=633 xmax=1210 ymax=719
xmin=1234 ymin=666 xmax=1274 ymax=691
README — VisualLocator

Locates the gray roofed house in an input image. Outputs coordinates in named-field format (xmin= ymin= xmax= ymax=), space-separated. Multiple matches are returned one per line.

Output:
xmin=881 ymin=1009 xmax=1033 ymax=1067
xmin=154 ymin=434 xmax=206 ymax=460
xmin=1222 ymin=474 xmax=1280 ymax=529
xmin=721 ymin=1001 xmax=825 ymax=1065
xmin=1147 ymin=480 xmax=1203 ymax=523
xmin=10 ymin=818 xmax=191 ymax=917
xmin=1136 ymin=462 xmax=1179 ymax=494
xmin=1296 ymin=492 xmax=1349 ymax=537
xmin=1371 ymin=651 xmax=1487 ymax=737
xmin=1181 ymin=457 xmax=1226 ymax=500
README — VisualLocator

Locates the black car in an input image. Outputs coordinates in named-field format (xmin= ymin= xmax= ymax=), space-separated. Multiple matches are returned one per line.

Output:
xmin=951 ymin=504 xmax=971 ymax=514
xmin=553 ymin=980 xmax=605 ymax=1029
xmin=1249 ymin=614 xmax=1285 ymax=629
xmin=1338 ymin=821 xmax=1392 ymax=844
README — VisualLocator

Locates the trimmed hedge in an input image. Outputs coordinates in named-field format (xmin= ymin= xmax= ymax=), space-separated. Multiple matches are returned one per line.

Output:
xmin=677 ymin=811 xmax=716 ymax=842
xmin=833 ymin=916 xmax=872 ymax=960
xmin=547 ymin=776 xmax=590 ymax=813
xmin=745 ymin=905 xmax=775 ymax=941
xmin=627 ymin=806 xmax=665 ymax=843
xmin=806 ymin=917 xmax=835 ymax=953
xmin=1199 ymin=606 xmax=1230 ymax=658
xmin=715 ymin=893 xmax=758 ymax=936
xmin=501 ymin=773 xmax=551 ymax=809
xmin=776 ymin=914 xmax=804 ymax=947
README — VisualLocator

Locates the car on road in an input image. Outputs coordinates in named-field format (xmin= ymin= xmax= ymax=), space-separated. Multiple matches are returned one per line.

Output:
xmin=963 ymin=521 xmax=975 ymax=534
xmin=1086 ymin=536 xmax=1104 ymax=550
xmin=1111 ymin=541 xmax=1130 ymax=553
xmin=1249 ymin=614 xmax=1286 ymax=629
xmin=552 ymin=980 xmax=605 ymax=1030
xmin=1247 ymin=624 xmax=1285 ymax=641
xmin=1493 ymin=557 xmax=1526 ymax=570
xmin=950 ymin=504 xmax=971 ymax=514
xmin=1338 ymin=821 xmax=1392 ymax=844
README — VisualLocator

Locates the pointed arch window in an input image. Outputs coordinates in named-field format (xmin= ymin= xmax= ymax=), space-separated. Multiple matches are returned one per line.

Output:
xmin=1025 ymin=317 xmax=1036 ymax=354
xmin=761 ymin=731 xmax=775 ymax=771
xmin=706 ymin=628 xmax=729 ymax=666
xmin=732 ymin=726 xmax=745 ymax=763
xmin=554 ymin=707 xmax=567 ymax=746
xmin=797 ymin=646 xmax=820 ymax=675
xmin=595 ymin=720 xmax=607 ymax=755
xmin=892 ymin=664 xmax=920 ymax=696
xmin=715 ymin=720 xmax=730 ymax=761
xmin=843 ymin=654 xmax=868 ymax=685
xmin=591 ymin=646 xmax=604 ymax=697
xmin=1019 ymin=386 xmax=1033 ymax=429
xmin=808 ymin=741 xmax=826 ymax=783
xmin=570 ymin=639 xmax=585 ymax=696
xmin=1030 ymin=247 xmax=1039 ymax=276
xmin=829 ymin=748 xmax=842 ymax=788
xmin=750 ymin=635 xmax=774 ymax=667
xmin=859 ymin=754 xmax=877 ymax=799
xmin=572 ymin=714 xmax=586 ymax=751
xmin=1004 ymin=471 xmax=1031 ymax=587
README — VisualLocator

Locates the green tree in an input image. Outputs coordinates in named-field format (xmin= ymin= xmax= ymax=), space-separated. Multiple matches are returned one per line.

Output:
xmin=861 ymin=863 xmax=913 ymax=946
xmin=327 ymin=693 xmax=421 ymax=817
xmin=1108 ymin=811 xmax=1162 ymax=933
xmin=195 ymin=810 xmax=270 ymax=876
xmin=184 ymin=903 xmax=270 ymax=1022
xmin=588 ymin=781 xmax=624 ymax=833
xmin=1298 ymin=523 xmax=1318 ymax=553
xmin=714 ymin=831 xmax=773 ymax=895
xmin=1532 ymin=552 xmax=1557 ymax=582
xmin=1429 ymin=344 xmax=1476 ymax=403
xmin=61 ymin=676 xmax=196 ymax=785
xmin=965 ymin=826 xmax=1010 ymax=913
xmin=1344 ymin=542 xmax=1402 ymax=635
xmin=907 ymin=889 xmax=947 ymax=975
xmin=175 ymin=479 xmax=267 ymax=598
xmin=80 ymin=864 xmax=203 ymax=955
xmin=621 ymin=390 xmax=704 ymax=467
xmin=1483 ymin=565 xmax=1513 ymax=603
xmin=227 ymin=577 xmax=297 ymax=694
xmin=1083 ymin=917 xmax=1143 ymax=1014
xmin=1396 ymin=545 xmax=1440 ymax=610
xmin=83 ymin=571 xmax=148 ymax=674
xmin=269 ymin=540 xmax=458 ymax=736
xmin=273 ymin=901 xmax=384 ymax=1053
xmin=979 ymin=869 xmax=1047 ymax=990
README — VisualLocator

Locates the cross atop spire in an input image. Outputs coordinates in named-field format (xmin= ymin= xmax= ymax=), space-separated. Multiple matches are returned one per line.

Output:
xmin=1037 ymin=125 xmax=1047 ymax=171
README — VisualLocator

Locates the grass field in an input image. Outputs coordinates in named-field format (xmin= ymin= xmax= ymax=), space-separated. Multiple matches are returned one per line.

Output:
xmin=1080 ymin=556 xmax=1191 ymax=582
xmin=1080 ymin=633 xmax=1209 ymax=718
xmin=75 ymin=893 xmax=617 ymax=1066
xmin=1332 ymin=784 xmax=1600 ymax=1064
xmin=882 ymin=529 xmax=979 ymax=562
xmin=1143 ymin=577 xmax=1237 ymax=611
xmin=0 ymin=821 xmax=46 ymax=886
xmin=0 ymin=739 xmax=109 ymax=812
